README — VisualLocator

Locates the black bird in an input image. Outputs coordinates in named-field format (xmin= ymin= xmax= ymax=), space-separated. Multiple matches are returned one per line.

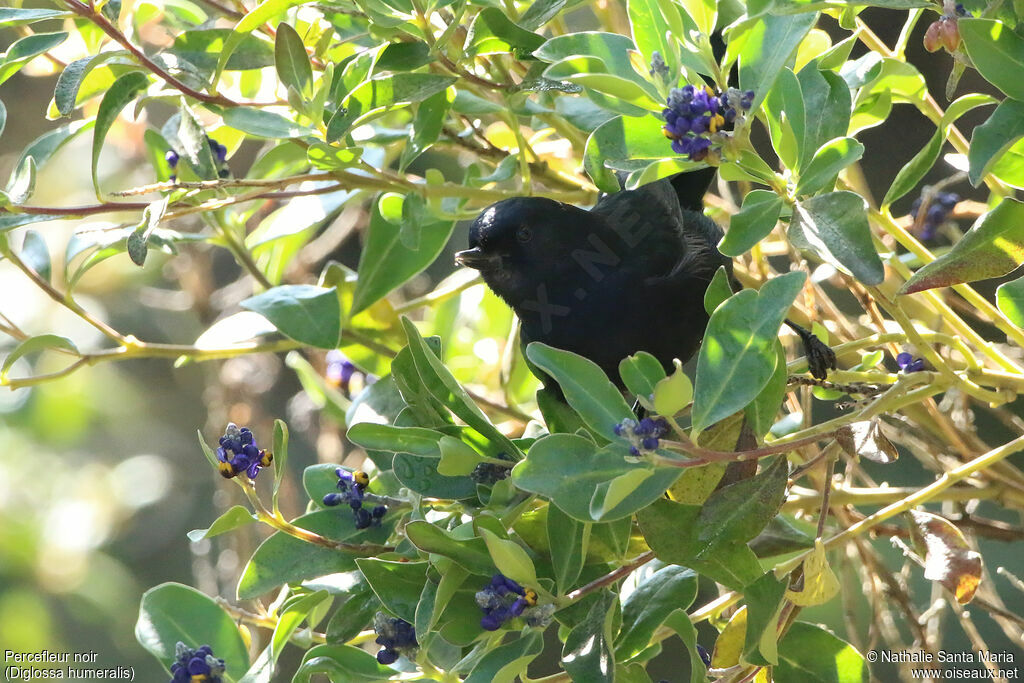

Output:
xmin=454 ymin=169 xmax=835 ymax=389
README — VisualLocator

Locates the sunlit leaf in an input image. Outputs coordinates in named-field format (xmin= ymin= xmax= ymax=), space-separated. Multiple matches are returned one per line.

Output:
xmin=785 ymin=539 xmax=841 ymax=606
xmin=900 ymin=198 xmax=1024 ymax=294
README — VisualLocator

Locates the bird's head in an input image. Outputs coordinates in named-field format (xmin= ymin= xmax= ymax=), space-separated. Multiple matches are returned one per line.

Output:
xmin=455 ymin=197 xmax=580 ymax=301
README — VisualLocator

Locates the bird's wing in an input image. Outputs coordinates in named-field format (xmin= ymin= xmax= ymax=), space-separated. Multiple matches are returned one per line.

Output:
xmin=590 ymin=177 xmax=686 ymax=245
xmin=647 ymin=210 xmax=732 ymax=289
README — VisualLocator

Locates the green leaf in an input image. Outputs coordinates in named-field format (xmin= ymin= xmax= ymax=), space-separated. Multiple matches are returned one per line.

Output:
xmin=272 ymin=590 xmax=329 ymax=663
xmin=135 ymin=583 xmax=250 ymax=680
xmin=745 ymin=342 xmax=787 ymax=438
xmin=354 ymin=559 xmax=427 ymax=623
xmin=525 ymin=343 xmax=635 ymax=441
xmin=241 ymin=285 xmax=341 ymax=348
xmin=1 ymin=334 xmax=78 ymax=381
xmin=679 ymin=0 xmax=717 ymax=34
xmin=763 ymin=68 xmax=805 ymax=171
xmin=796 ymin=65 xmax=852 ymax=169
xmin=215 ymin=0 xmax=309 ymax=85
xmin=464 ymin=631 xmax=544 ymax=683
xmin=347 ymin=423 xmax=444 ymax=456
xmin=547 ymin=504 xmax=589 ymax=594
xmin=294 ymin=644 xmax=394 ymax=683
xmin=437 ymin=436 xmax=483 ymax=476
xmin=618 ymin=351 xmax=667 ymax=400
xmin=0 ymin=32 xmax=69 ymax=86
xmin=959 ymin=19 xmax=1024 ymax=103
xmin=900 ymin=198 xmax=1024 ymax=294
xmin=465 ymin=8 xmax=544 ymax=56
xmin=400 ymin=318 xmax=519 ymax=456
xmin=4 ymin=156 xmax=35 ymax=205
xmin=404 ymin=521 xmax=494 ymax=574
xmin=636 ymin=498 xmax=764 ymax=590
xmin=795 ymin=137 xmax=864 ymax=196
xmin=742 ymin=572 xmax=788 ymax=666
xmin=789 ymin=191 xmax=884 ymax=285
xmin=167 ymin=29 xmax=275 ymax=73
xmin=720 ymin=190 xmax=783 ymax=257
xmin=0 ymin=8 xmax=72 ymax=28
xmin=307 ymin=143 xmax=363 ymax=170
xmin=237 ymin=509 xmax=390 ymax=599
xmin=698 ymin=456 xmax=789 ymax=545
xmin=479 ymin=528 xmax=537 ymax=586
xmin=519 ymin=0 xmax=568 ymax=29
xmin=352 ymin=199 xmax=455 ymax=314
xmin=324 ymin=574 xmax=381 ymax=643
xmin=704 ymin=265 xmax=734 ymax=314
xmin=653 ymin=360 xmax=693 ymax=416
xmin=275 ymin=22 xmax=314 ymax=99
xmin=737 ymin=13 xmax=818 ymax=112
xmin=21 ymin=230 xmax=50 ymax=283
xmin=17 ymin=120 xmax=94 ymax=175
xmin=272 ymin=418 xmax=289 ymax=511
xmin=187 ymin=505 xmax=257 ymax=542
xmin=535 ymin=32 xmax=649 ymax=89
xmin=91 ymin=72 xmax=149 ymax=197
xmin=512 ymin=434 xmax=681 ymax=521
xmin=400 ymin=88 xmax=453 ymax=171
xmin=223 ymin=107 xmax=314 ymax=139
xmin=394 ymin=452 xmax=479 ymax=499
xmin=327 ymin=74 xmax=458 ymax=141
xmin=170 ymin=103 xmax=220 ymax=181
xmin=997 ymin=275 xmax=1024 ymax=328
xmin=584 ymin=115 xmax=689 ymax=191
xmin=54 ymin=52 xmax=135 ymax=118
xmin=968 ymin=98 xmax=1024 ymax=188
xmin=886 ymin=93 xmax=995 ymax=204
xmin=562 ymin=590 xmax=617 ymax=683
xmin=126 ymin=197 xmax=169 ymax=266
xmin=627 ymin=0 xmax=691 ymax=79
xmin=615 ymin=565 xmax=698 ymax=660
xmin=662 ymin=611 xmax=709 ymax=683
xmin=692 ymin=271 xmax=806 ymax=431
xmin=776 ymin=622 xmax=868 ymax=683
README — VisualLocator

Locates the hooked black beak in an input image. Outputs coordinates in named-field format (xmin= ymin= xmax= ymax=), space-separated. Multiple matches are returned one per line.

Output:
xmin=454 ymin=247 xmax=501 ymax=270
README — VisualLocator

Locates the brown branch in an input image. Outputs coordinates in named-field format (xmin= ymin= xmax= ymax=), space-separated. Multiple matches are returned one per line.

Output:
xmin=563 ymin=551 xmax=656 ymax=603
xmin=61 ymin=0 xmax=275 ymax=107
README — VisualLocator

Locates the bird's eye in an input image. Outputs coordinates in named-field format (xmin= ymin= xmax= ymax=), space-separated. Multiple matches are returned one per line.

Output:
xmin=516 ymin=226 xmax=533 ymax=243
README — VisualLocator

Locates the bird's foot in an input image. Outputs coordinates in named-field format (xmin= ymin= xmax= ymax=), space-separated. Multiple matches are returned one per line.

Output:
xmin=785 ymin=320 xmax=837 ymax=380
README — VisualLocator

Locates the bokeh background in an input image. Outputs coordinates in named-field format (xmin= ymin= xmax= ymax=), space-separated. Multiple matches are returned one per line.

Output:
xmin=1 ymin=4 xmax=1021 ymax=680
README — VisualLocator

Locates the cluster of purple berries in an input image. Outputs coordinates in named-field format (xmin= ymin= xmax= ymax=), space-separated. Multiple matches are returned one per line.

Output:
xmin=475 ymin=573 xmax=552 ymax=631
xmin=662 ymin=85 xmax=754 ymax=161
xmin=215 ymin=423 xmax=273 ymax=479
xmin=164 ymin=136 xmax=229 ymax=182
xmin=910 ymin=192 xmax=959 ymax=240
xmin=169 ymin=642 xmax=224 ymax=683
xmin=614 ymin=416 xmax=671 ymax=456
xmin=373 ymin=612 xmax=417 ymax=665
xmin=322 ymin=468 xmax=387 ymax=529
xmin=896 ymin=352 xmax=926 ymax=373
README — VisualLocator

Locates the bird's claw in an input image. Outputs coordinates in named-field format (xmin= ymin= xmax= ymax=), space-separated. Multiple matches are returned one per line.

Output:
xmin=802 ymin=333 xmax=837 ymax=380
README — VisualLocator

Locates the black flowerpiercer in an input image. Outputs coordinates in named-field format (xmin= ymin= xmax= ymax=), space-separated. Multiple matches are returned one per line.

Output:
xmin=455 ymin=169 xmax=836 ymax=389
